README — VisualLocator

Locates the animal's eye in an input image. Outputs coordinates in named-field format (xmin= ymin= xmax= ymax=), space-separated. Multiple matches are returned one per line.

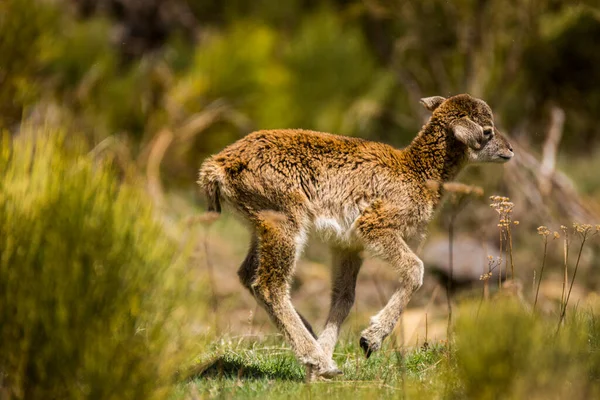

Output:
xmin=483 ymin=128 xmax=493 ymax=137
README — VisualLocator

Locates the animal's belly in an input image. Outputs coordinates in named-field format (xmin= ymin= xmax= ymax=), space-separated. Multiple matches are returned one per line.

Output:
xmin=313 ymin=214 xmax=360 ymax=247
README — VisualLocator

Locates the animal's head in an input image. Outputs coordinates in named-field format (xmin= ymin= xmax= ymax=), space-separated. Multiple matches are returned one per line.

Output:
xmin=420 ymin=94 xmax=514 ymax=164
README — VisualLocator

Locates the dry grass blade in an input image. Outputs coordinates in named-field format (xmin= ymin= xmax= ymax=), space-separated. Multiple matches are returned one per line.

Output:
xmin=558 ymin=224 xmax=597 ymax=329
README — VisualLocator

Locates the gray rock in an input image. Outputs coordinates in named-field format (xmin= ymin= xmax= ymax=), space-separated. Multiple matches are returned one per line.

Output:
xmin=422 ymin=235 xmax=503 ymax=289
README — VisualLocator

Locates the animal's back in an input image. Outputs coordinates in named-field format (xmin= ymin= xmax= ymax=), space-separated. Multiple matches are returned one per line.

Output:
xmin=199 ymin=129 xmax=401 ymax=218
xmin=213 ymin=129 xmax=384 ymax=173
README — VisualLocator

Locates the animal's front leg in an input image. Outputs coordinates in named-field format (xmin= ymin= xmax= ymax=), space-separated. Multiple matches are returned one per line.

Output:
xmin=355 ymin=203 xmax=424 ymax=357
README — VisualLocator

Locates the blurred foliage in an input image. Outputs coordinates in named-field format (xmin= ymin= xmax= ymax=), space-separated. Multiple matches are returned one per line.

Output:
xmin=284 ymin=10 xmax=394 ymax=136
xmin=0 ymin=0 xmax=597 ymax=294
xmin=1 ymin=2 xmax=600 ymax=395
xmin=2 ymin=0 xmax=599 ymax=155
xmin=525 ymin=6 xmax=600 ymax=147
xmin=0 ymin=0 xmax=60 ymax=127
xmin=454 ymin=299 xmax=600 ymax=399
xmin=0 ymin=128 xmax=205 ymax=399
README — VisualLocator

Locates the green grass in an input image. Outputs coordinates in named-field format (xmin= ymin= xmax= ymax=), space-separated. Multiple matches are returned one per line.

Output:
xmin=179 ymin=338 xmax=448 ymax=399
xmin=178 ymin=299 xmax=600 ymax=400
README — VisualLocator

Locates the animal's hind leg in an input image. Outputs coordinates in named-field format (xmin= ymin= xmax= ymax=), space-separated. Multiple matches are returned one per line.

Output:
xmin=237 ymin=234 xmax=317 ymax=339
xmin=250 ymin=213 xmax=340 ymax=378
xmin=318 ymin=248 xmax=362 ymax=358
xmin=237 ymin=235 xmax=260 ymax=292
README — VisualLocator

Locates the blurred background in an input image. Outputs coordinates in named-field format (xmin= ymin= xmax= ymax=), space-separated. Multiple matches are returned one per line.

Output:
xmin=2 ymin=0 xmax=600 ymax=396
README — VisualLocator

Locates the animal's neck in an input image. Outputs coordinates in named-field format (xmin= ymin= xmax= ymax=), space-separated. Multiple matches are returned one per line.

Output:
xmin=401 ymin=118 xmax=467 ymax=184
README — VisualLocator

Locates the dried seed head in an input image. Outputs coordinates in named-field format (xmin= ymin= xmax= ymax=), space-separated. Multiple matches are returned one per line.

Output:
xmin=489 ymin=195 xmax=509 ymax=202
xmin=573 ymin=222 xmax=593 ymax=236
xmin=490 ymin=195 xmax=514 ymax=220
xmin=574 ymin=222 xmax=591 ymax=232
xmin=537 ymin=226 xmax=550 ymax=237
xmin=553 ymin=232 xmax=560 ymax=239
xmin=480 ymin=271 xmax=493 ymax=281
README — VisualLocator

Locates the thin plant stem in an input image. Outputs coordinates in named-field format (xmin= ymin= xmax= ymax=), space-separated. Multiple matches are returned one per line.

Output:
xmin=558 ymin=236 xmax=587 ymax=328
xmin=477 ymin=259 xmax=499 ymax=319
xmin=507 ymin=226 xmax=515 ymax=280
xmin=533 ymin=238 xmax=548 ymax=311
xmin=490 ymin=196 xmax=514 ymax=288
xmin=560 ymin=232 xmax=569 ymax=315
xmin=504 ymin=230 xmax=509 ymax=281
xmin=446 ymin=213 xmax=455 ymax=352
xmin=444 ymin=194 xmax=468 ymax=354
xmin=498 ymin=228 xmax=503 ymax=290
xmin=484 ymin=256 xmax=492 ymax=301
xmin=532 ymin=270 xmax=536 ymax=300
xmin=425 ymin=313 xmax=429 ymax=347
xmin=483 ymin=273 xmax=489 ymax=300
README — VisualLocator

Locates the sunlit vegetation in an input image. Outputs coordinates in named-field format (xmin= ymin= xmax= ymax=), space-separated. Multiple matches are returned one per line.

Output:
xmin=1 ymin=0 xmax=600 ymax=398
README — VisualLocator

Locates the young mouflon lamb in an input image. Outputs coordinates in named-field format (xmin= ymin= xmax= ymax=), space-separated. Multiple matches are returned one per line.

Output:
xmin=198 ymin=94 xmax=514 ymax=378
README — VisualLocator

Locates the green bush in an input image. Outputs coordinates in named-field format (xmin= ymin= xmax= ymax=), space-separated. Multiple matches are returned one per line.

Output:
xmin=0 ymin=129 xmax=204 ymax=399
xmin=284 ymin=9 xmax=393 ymax=137
xmin=454 ymin=300 xmax=600 ymax=399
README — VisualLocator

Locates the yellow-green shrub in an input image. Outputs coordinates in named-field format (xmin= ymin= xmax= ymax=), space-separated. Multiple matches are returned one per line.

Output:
xmin=0 ymin=129 xmax=204 ymax=399
xmin=454 ymin=300 xmax=600 ymax=399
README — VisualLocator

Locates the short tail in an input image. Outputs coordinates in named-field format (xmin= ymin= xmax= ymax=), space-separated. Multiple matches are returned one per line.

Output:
xmin=198 ymin=159 xmax=223 ymax=213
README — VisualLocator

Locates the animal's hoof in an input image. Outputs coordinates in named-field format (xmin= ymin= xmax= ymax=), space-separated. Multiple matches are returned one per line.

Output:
xmin=360 ymin=336 xmax=373 ymax=359
xmin=316 ymin=367 xmax=343 ymax=380
xmin=306 ymin=365 xmax=343 ymax=381
xmin=324 ymin=368 xmax=343 ymax=377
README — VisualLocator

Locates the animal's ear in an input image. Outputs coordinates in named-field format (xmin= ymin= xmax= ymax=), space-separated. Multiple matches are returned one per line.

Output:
xmin=420 ymin=96 xmax=446 ymax=112
xmin=451 ymin=118 xmax=484 ymax=150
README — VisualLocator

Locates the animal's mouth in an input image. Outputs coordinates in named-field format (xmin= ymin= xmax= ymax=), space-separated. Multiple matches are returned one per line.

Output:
xmin=498 ymin=150 xmax=514 ymax=161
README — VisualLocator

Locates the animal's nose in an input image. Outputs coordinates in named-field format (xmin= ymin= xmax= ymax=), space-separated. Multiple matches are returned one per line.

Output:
xmin=508 ymin=143 xmax=513 ymax=152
